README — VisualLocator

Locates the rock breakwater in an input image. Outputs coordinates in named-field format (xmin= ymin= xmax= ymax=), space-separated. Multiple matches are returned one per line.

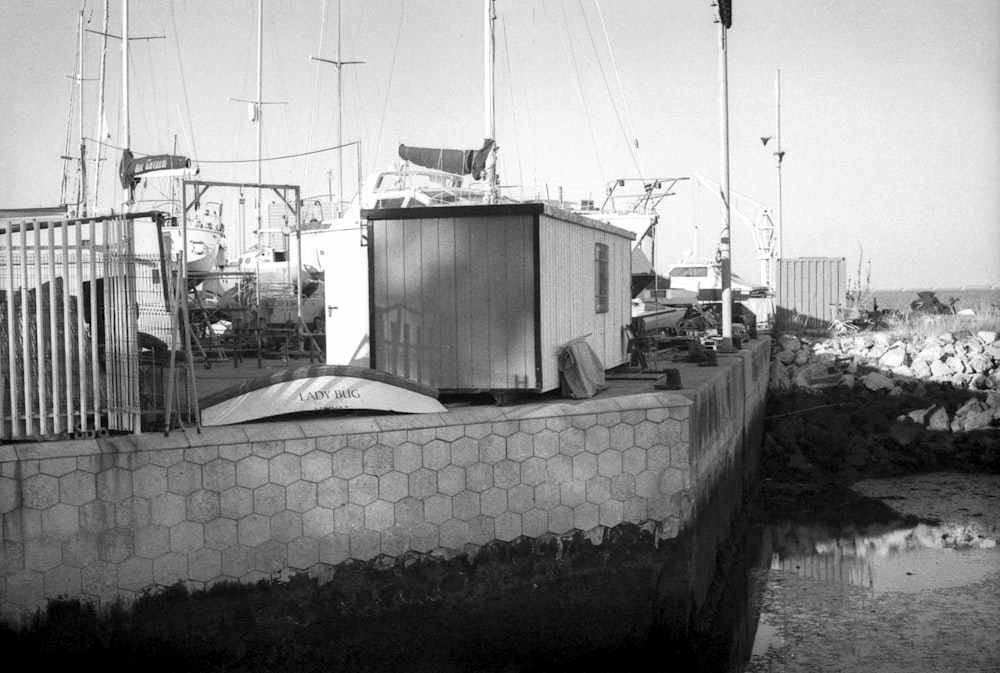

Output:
xmin=764 ymin=329 xmax=1000 ymax=481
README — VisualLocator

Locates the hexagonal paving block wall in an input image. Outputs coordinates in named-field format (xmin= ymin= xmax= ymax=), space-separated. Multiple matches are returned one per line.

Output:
xmin=0 ymin=341 xmax=771 ymax=626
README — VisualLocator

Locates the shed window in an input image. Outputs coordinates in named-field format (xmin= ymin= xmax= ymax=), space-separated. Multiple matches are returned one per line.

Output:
xmin=595 ymin=243 xmax=609 ymax=313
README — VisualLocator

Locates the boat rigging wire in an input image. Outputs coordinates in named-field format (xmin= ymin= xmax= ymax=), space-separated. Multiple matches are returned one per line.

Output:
xmin=593 ymin=0 xmax=645 ymax=176
xmin=168 ymin=0 xmax=200 ymax=165
xmin=60 ymin=17 xmax=81 ymax=206
xmin=304 ymin=0 xmax=333 ymax=192
xmin=557 ymin=1 xmax=605 ymax=185
xmin=86 ymin=137 xmax=358 ymax=164
xmin=499 ymin=15 xmax=525 ymax=193
xmin=372 ymin=1 xmax=405 ymax=174
xmin=577 ymin=0 xmax=641 ymax=176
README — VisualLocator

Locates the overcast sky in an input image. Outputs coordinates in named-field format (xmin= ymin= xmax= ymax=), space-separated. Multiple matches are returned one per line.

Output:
xmin=2 ymin=0 xmax=998 ymax=288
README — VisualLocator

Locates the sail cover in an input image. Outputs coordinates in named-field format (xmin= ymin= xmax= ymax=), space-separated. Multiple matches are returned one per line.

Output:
xmin=398 ymin=139 xmax=494 ymax=180
xmin=120 ymin=151 xmax=192 ymax=190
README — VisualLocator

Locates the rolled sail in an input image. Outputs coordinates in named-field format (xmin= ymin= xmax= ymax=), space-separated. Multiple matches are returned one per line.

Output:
xmin=398 ymin=139 xmax=494 ymax=180
xmin=120 ymin=151 xmax=193 ymax=191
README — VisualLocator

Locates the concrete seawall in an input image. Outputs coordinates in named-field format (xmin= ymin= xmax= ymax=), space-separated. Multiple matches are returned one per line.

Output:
xmin=0 ymin=338 xmax=770 ymax=639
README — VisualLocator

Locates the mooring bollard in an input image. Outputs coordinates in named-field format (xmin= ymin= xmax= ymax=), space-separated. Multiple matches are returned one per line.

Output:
xmin=655 ymin=368 xmax=683 ymax=390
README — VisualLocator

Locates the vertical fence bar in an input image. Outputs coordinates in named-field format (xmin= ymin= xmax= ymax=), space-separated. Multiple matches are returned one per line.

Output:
xmin=104 ymin=217 xmax=117 ymax=430
xmin=3 ymin=223 xmax=18 ymax=438
xmin=48 ymin=221 xmax=61 ymax=435
xmin=89 ymin=218 xmax=101 ymax=432
xmin=0 ymin=226 xmax=5 ymax=441
xmin=76 ymin=218 xmax=88 ymax=432
xmin=34 ymin=223 xmax=47 ymax=436
xmin=20 ymin=222 xmax=33 ymax=437
xmin=63 ymin=220 xmax=74 ymax=432
xmin=127 ymin=215 xmax=141 ymax=433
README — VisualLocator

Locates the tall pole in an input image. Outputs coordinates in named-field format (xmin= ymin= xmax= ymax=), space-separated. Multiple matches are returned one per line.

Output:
xmin=484 ymin=0 xmax=497 ymax=203
xmin=122 ymin=0 xmax=130 ymax=207
xmin=256 ymin=0 xmax=263 ymax=246
xmin=337 ymin=0 xmax=343 ymax=216
xmin=311 ymin=0 xmax=364 ymax=216
xmin=716 ymin=3 xmax=734 ymax=348
xmin=775 ymin=69 xmax=784 ymax=261
xmin=92 ymin=0 xmax=110 ymax=211
xmin=77 ymin=9 xmax=88 ymax=217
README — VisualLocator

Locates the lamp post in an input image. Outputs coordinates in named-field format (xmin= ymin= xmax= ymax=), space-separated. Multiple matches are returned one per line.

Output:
xmin=761 ymin=69 xmax=785 ymax=286
xmin=715 ymin=0 xmax=736 ymax=352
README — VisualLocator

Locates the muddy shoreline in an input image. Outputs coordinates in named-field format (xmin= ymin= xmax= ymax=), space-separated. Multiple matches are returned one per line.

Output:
xmin=746 ymin=331 xmax=1000 ymax=673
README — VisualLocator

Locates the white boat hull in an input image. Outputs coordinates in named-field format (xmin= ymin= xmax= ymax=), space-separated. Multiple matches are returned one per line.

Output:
xmin=199 ymin=364 xmax=446 ymax=426
xmin=164 ymin=226 xmax=226 ymax=275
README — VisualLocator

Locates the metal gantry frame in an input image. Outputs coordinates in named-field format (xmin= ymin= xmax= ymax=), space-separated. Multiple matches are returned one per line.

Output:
xmin=690 ymin=172 xmax=777 ymax=290
xmin=162 ymin=179 xmax=306 ymax=434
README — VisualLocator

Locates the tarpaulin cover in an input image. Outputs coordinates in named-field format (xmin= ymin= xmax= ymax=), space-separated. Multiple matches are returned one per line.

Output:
xmin=398 ymin=139 xmax=494 ymax=179
xmin=558 ymin=338 xmax=608 ymax=399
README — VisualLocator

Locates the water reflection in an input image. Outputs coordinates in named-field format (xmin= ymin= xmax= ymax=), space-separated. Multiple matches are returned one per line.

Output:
xmin=733 ymin=479 xmax=1000 ymax=672
xmin=768 ymin=519 xmax=998 ymax=594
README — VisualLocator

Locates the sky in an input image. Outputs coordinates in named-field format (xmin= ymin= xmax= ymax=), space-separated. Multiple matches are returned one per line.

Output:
xmin=1 ymin=0 xmax=998 ymax=289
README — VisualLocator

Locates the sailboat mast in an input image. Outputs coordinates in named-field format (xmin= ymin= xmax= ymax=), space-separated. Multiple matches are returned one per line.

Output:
xmin=484 ymin=0 xmax=497 ymax=202
xmin=310 ymin=1 xmax=363 ymax=216
xmin=337 ymin=0 xmax=343 ymax=216
xmin=92 ymin=0 xmax=110 ymax=212
xmin=256 ymin=0 xmax=263 ymax=247
xmin=77 ymin=8 xmax=88 ymax=217
xmin=122 ymin=0 xmax=131 ymax=207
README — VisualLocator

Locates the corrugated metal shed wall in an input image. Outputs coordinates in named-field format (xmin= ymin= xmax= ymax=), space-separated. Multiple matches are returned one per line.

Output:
xmin=537 ymin=212 xmax=631 ymax=388
xmin=775 ymin=257 xmax=846 ymax=328
xmin=370 ymin=213 xmax=536 ymax=391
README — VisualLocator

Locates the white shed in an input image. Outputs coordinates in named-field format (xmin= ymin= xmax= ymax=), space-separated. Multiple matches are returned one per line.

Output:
xmin=364 ymin=202 xmax=634 ymax=395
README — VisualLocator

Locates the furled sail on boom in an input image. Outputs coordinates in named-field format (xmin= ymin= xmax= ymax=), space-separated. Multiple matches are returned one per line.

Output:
xmin=398 ymin=139 xmax=494 ymax=180
xmin=119 ymin=150 xmax=195 ymax=195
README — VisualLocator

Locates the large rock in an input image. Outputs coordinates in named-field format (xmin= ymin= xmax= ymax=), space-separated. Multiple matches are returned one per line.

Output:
xmin=926 ymin=405 xmax=951 ymax=430
xmin=769 ymin=361 xmax=792 ymax=389
xmin=951 ymin=373 xmax=973 ymax=389
xmin=911 ymin=359 xmax=932 ymax=378
xmin=967 ymin=353 xmax=993 ymax=374
xmin=778 ymin=334 xmax=801 ymax=352
xmin=793 ymin=362 xmax=835 ymax=388
xmin=861 ymin=372 xmax=895 ymax=392
xmin=961 ymin=409 xmax=995 ymax=431
xmin=947 ymin=355 xmax=969 ymax=374
xmin=930 ymin=360 xmax=954 ymax=378
xmin=878 ymin=345 xmax=909 ymax=369
xmin=978 ymin=330 xmax=998 ymax=344
xmin=906 ymin=406 xmax=934 ymax=425
xmin=986 ymin=391 xmax=1000 ymax=409
xmin=916 ymin=344 xmax=945 ymax=362
xmin=776 ymin=349 xmax=797 ymax=365
xmin=956 ymin=398 xmax=986 ymax=417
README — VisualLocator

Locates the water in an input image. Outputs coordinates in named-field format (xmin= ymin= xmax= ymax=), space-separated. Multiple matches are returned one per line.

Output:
xmin=738 ymin=472 xmax=1000 ymax=673
xmin=870 ymin=288 xmax=1000 ymax=314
